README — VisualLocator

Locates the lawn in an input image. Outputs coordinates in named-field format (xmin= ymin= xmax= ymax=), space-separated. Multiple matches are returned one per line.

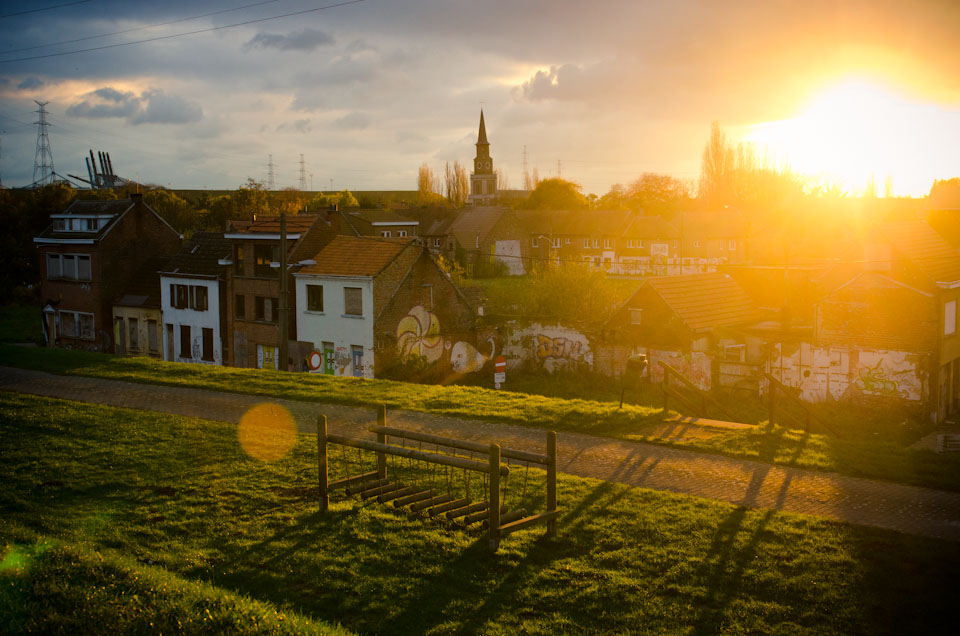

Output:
xmin=2 ymin=343 xmax=959 ymax=492
xmin=0 ymin=304 xmax=41 ymax=344
xmin=2 ymin=393 xmax=958 ymax=634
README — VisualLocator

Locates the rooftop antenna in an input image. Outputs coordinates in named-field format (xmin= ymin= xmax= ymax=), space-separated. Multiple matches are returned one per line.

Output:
xmin=33 ymin=100 xmax=55 ymax=187
xmin=298 ymin=154 xmax=306 ymax=190
xmin=267 ymin=154 xmax=275 ymax=190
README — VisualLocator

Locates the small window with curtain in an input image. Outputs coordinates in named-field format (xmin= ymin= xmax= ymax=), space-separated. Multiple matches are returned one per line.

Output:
xmin=307 ymin=285 xmax=324 ymax=312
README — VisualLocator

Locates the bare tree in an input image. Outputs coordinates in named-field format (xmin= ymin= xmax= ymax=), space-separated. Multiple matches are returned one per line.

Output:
xmin=698 ymin=121 xmax=734 ymax=208
xmin=496 ymin=168 xmax=510 ymax=191
xmin=444 ymin=161 xmax=470 ymax=207
xmin=417 ymin=163 xmax=442 ymax=206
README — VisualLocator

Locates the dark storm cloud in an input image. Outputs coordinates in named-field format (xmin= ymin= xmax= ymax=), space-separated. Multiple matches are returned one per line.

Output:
xmin=17 ymin=76 xmax=44 ymax=90
xmin=66 ymin=87 xmax=201 ymax=125
xmin=242 ymin=28 xmax=335 ymax=53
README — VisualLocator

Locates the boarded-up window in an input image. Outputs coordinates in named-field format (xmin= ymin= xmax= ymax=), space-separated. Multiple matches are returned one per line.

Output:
xmin=255 ymin=296 xmax=278 ymax=322
xmin=46 ymin=253 xmax=62 ymax=278
xmin=307 ymin=285 xmax=324 ymax=311
xmin=630 ymin=309 xmax=643 ymax=325
xmin=235 ymin=294 xmax=245 ymax=318
xmin=946 ymin=301 xmax=957 ymax=336
xmin=202 ymin=328 xmax=214 ymax=361
xmin=77 ymin=255 xmax=91 ymax=281
xmin=129 ymin=317 xmax=139 ymax=351
xmin=147 ymin=320 xmax=159 ymax=352
xmin=344 ymin=287 xmax=362 ymax=316
xmin=180 ymin=324 xmax=191 ymax=359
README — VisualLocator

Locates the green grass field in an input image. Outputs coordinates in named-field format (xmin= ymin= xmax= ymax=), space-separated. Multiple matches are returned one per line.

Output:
xmin=2 ymin=393 xmax=958 ymax=634
xmin=0 ymin=304 xmax=41 ymax=344
xmin=2 ymin=343 xmax=958 ymax=493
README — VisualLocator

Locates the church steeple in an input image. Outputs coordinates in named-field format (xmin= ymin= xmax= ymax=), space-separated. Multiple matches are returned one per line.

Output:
xmin=470 ymin=110 xmax=497 ymax=204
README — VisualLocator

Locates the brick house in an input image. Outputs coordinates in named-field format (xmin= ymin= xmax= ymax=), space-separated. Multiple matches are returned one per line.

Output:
xmin=224 ymin=214 xmax=336 ymax=369
xmin=294 ymin=235 xmax=477 ymax=378
xmin=34 ymin=194 xmax=181 ymax=352
xmin=447 ymin=206 xmax=526 ymax=275
xmin=158 ymin=232 xmax=232 ymax=365
xmin=338 ymin=208 xmax=419 ymax=239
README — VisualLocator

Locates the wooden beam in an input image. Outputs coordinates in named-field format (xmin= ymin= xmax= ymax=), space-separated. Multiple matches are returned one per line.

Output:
xmin=498 ymin=510 xmax=560 ymax=536
xmin=369 ymin=425 xmax=548 ymax=465
xmin=328 ymin=470 xmax=379 ymax=490
xmin=327 ymin=433 xmax=509 ymax=476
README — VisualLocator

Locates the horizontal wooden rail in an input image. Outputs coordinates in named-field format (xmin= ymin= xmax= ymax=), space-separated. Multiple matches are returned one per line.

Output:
xmin=498 ymin=510 xmax=560 ymax=537
xmin=326 ymin=433 xmax=510 ymax=477
xmin=764 ymin=373 xmax=839 ymax=437
xmin=660 ymin=361 xmax=737 ymax=421
xmin=370 ymin=425 xmax=549 ymax=465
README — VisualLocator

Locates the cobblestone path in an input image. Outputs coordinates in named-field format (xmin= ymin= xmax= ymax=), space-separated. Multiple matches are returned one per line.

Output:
xmin=3 ymin=365 xmax=959 ymax=541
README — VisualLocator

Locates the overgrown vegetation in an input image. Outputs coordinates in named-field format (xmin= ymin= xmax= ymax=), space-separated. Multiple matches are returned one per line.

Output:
xmin=2 ymin=344 xmax=959 ymax=491
xmin=3 ymin=393 xmax=958 ymax=635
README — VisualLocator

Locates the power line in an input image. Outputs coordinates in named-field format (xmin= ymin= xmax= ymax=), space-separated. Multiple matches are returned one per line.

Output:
xmin=0 ymin=1 xmax=91 ymax=19
xmin=0 ymin=0 xmax=368 ymax=64
xmin=2 ymin=0 xmax=286 ymax=55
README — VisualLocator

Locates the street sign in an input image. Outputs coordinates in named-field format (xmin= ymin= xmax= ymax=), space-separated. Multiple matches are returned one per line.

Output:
xmin=494 ymin=356 xmax=506 ymax=372
xmin=494 ymin=372 xmax=506 ymax=384
xmin=307 ymin=350 xmax=323 ymax=371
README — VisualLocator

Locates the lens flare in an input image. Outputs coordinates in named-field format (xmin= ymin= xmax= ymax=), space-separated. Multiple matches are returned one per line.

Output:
xmin=237 ymin=403 xmax=297 ymax=461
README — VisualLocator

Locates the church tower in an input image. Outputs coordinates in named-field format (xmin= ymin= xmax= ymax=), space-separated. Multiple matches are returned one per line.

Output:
xmin=469 ymin=110 xmax=497 ymax=205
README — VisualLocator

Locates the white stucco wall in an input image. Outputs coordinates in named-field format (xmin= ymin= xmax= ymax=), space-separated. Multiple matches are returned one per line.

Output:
xmin=294 ymin=274 xmax=374 ymax=378
xmin=159 ymin=276 xmax=222 ymax=365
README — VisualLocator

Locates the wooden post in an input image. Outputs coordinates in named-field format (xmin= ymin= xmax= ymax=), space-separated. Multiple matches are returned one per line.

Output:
xmin=317 ymin=415 xmax=328 ymax=512
xmin=663 ymin=374 xmax=670 ymax=413
xmin=768 ymin=379 xmax=776 ymax=425
xmin=546 ymin=431 xmax=557 ymax=536
xmin=376 ymin=404 xmax=387 ymax=479
xmin=488 ymin=443 xmax=501 ymax=552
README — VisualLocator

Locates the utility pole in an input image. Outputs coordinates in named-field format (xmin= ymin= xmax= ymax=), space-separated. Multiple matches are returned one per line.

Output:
xmin=267 ymin=154 xmax=275 ymax=190
xmin=278 ymin=212 xmax=289 ymax=371
xmin=298 ymin=154 xmax=306 ymax=190
xmin=557 ymin=159 xmax=562 ymax=179
xmin=33 ymin=100 xmax=54 ymax=186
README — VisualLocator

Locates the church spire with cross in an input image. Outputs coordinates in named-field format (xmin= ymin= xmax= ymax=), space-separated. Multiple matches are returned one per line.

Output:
xmin=470 ymin=109 xmax=497 ymax=205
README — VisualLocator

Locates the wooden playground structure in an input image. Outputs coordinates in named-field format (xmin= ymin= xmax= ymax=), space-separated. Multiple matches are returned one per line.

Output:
xmin=316 ymin=406 xmax=558 ymax=552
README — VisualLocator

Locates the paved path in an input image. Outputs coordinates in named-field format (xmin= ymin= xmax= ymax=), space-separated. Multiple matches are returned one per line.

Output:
xmin=2 ymin=365 xmax=960 ymax=542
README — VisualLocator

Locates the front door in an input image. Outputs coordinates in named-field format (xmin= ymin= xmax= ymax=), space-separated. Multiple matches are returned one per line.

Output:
xmin=323 ymin=342 xmax=335 ymax=375
xmin=352 ymin=345 xmax=364 ymax=378
xmin=115 ymin=317 xmax=126 ymax=354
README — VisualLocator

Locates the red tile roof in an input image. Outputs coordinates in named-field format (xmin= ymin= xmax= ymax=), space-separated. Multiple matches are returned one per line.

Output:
xmin=298 ymin=235 xmax=413 ymax=277
xmin=880 ymin=220 xmax=960 ymax=284
xmin=645 ymin=272 xmax=761 ymax=331
xmin=228 ymin=215 xmax=318 ymax=234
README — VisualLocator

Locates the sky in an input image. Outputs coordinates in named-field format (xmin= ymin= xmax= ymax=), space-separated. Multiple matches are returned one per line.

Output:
xmin=0 ymin=0 xmax=958 ymax=196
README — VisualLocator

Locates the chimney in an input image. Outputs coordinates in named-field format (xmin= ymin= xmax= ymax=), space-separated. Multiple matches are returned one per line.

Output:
xmin=130 ymin=192 xmax=143 ymax=202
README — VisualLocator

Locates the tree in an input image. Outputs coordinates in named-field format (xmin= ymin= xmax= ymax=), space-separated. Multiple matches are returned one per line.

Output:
xmin=523 ymin=178 xmax=590 ymax=210
xmin=233 ymin=178 xmax=271 ymax=221
xmin=929 ymin=178 xmax=960 ymax=208
xmin=444 ymin=161 xmax=469 ymax=207
xmin=417 ymin=163 xmax=443 ymax=206
xmin=496 ymin=168 xmax=510 ymax=191
xmin=698 ymin=121 xmax=734 ymax=208
xmin=625 ymin=173 xmax=690 ymax=216
xmin=144 ymin=188 xmax=196 ymax=232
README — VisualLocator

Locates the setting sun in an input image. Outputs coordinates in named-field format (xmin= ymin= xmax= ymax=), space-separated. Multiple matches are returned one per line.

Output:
xmin=745 ymin=78 xmax=960 ymax=196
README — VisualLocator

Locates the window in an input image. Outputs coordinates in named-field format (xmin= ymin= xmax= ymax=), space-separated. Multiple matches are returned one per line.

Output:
xmin=672 ymin=240 xmax=679 ymax=249
xmin=728 ymin=239 xmax=737 ymax=251
xmin=592 ymin=239 xmax=599 ymax=248
xmin=639 ymin=240 xmax=645 ymax=249
xmin=531 ymin=236 xmax=540 ymax=248
xmin=344 ymin=287 xmax=363 ymax=316
xmin=147 ymin=320 xmax=159 ymax=352
xmin=202 ymin=328 xmax=214 ymax=361
xmin=171 ymin=284 xmax=189 ymax=309
xmin=381 ymin=231 xmax=392 ymax=238
xmin=46 ymin=253 xmax=62 ymax=278
xmin=129 ymin=317 xmax=139 ymax=351
xmin=552 ymin=238 xmax=561 ymax=248
xmin=235 ymin=294 xmax=245 ymax=319
xmin=234 ymin=245 xmax=245 ymax=275
xmin=190 ymin=285 xmax=208 ymax=311
xmin=565 ymin=238 xmax=571 ymax=245
xmin=946 ymin=301 xmax=957 ymax=336
xmin=694 ymin=240 xmax=701 ymax=248
xmin=77 ymin=255 xmax=91 ymax=281
xmin=255 ymin=296 xmax=278 ymax=322
xmin=62 ymin=255 xmax=75 ymax=279
xmin=254 ymin=244 xmax=278 ymax=277
xmin=630 ymin=309 xmax=643 ymax=325
xmin=180 ymin=325 xmax=191 ymax=358
xmin=603 ymin=239 xmax=611 ymax=249
xmin=59 ymin=311 xmax=95 ymax=340
xmin=399 ymin=230 xmax=408 ymax=238
xmin=434 ymin=238 xmax=441 ymax=247
xmin=307 ymin=284 xmax=324 ymax=312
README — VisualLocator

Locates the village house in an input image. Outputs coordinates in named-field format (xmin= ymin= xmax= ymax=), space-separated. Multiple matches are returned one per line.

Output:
xmin=294 ymin=235 xmax=477 ymax=378
xmin=597 ymin=272 xmax=762 ymax=389
xmin=447 ymin=206 xmax=526 ymax=274
xmin=338 ymin=208 xmax=420 ymax=239
xmin=34 ymin=194 xmax=181 ymax=352
xmin=224 ymin=214 xmax=337 ymax=369
xmin=112 ymin=256 xmax=167 ymax=358
xmin=158 ymin=232 xmax=232 ymax=365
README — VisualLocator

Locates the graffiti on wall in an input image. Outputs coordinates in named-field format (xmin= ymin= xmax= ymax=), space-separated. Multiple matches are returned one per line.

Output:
xmin=395 ymin=305 xmax=492 ymax=374
xmin=854 ymin=359 xmax=900 ymax=396
xmin=536 ymin=335 xmax=584 ymax=360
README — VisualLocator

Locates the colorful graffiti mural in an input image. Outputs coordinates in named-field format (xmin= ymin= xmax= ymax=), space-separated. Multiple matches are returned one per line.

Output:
xmin=397 ymin=305 xmax=443 ymax=362
xmin=451 ymin=337 xmax=495 ymax=373
xmin=536 ymin=335 xmax=584 ymax=360
xmin=854 ymin=359 xmax=901 ymax=396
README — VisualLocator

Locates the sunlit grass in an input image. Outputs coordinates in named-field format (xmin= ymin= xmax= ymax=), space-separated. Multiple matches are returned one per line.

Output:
xmin=2 ymin=393 xmax=958 ymax=634
xmin=1 ymin=344 xmax=958 ymax=492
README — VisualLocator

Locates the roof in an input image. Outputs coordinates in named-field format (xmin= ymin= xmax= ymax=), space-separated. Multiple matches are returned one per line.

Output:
xmin=644 ymin=272 xmax=761 ymax=331
xmin=477 ymin=110 xmax=488 ymax=145
xmin=345 ymin=209 xmax=417 ymax=225
xmin=622 ymin=215 xmax=679 ymax=239
xmin=449 ymin=207 xmax=507 ymax=247
xmin=115 ymin=256 xmax=168 ymax=308
xmin=680 ymin=210 xmax=748 ymax=237
xmin=34 ymin=198 xmax=136 ymax=242
xmin=298 ymin=235 xmax=413 ymax=277
xmin=407 ymin=208 xmax=458 ymax=236
xmin=160 ymin=232 xmax=232 ymax=277
xmin=879 ymin=220 xmax=960 ymax=284
xmin=227 ymin=215 xmax=318 ymax=235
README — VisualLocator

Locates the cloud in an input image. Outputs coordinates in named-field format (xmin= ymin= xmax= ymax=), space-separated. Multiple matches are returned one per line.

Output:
xmin=243 ymin=28 xmax=334 ymax=52
xmin=334 ymin=111 xmax=372 ymax=130
xmin=276 ymin=118 xmax=312 ymax=134
xmin=67 ymin=87 xmax=202 ymax=125
xmin=17 ymin=76 xmax=45 ymax=90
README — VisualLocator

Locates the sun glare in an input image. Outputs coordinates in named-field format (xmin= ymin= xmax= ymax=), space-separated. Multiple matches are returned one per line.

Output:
xmin=237 ymin=403 xmax=297 ymax=462
xmin=745 ymin=77 xmax=959 ymax=196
